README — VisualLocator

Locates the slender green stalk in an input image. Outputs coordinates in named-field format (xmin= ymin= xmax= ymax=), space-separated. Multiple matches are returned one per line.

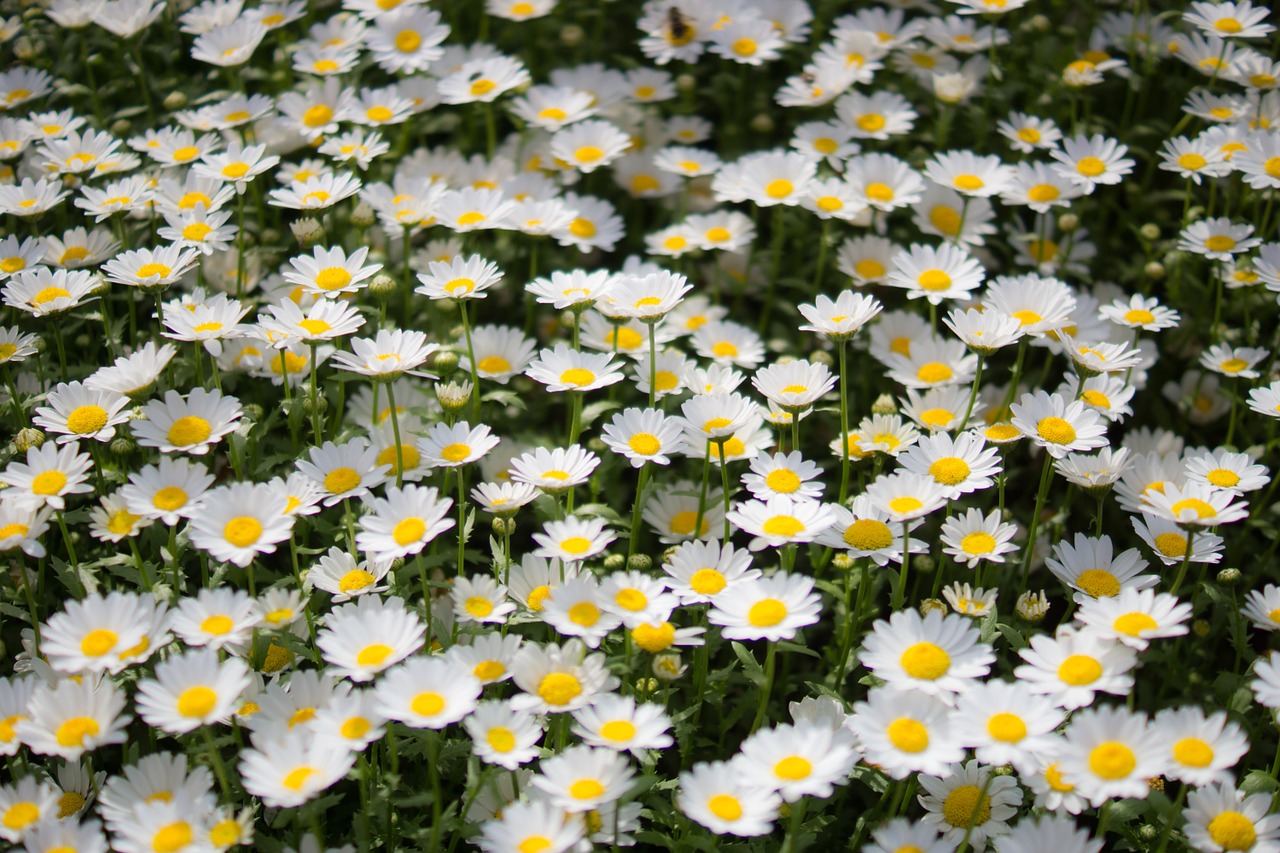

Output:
xmin=385 ymin=380 xmax=405 ymax=488
xmin=1169 ymin=528 xmax=1197 ymax=596
xmin=837 ymin=340 xmax=852 ymax=504
xmin=749 ymin=642 xmax=777 ymax=733
xmin=308 ymin=342 xmax=322 ymax=445
xmin=891 ymin=521 xmax=911 ymax=610
xmin=1020 ymin=452 xmax=1056 ymax=591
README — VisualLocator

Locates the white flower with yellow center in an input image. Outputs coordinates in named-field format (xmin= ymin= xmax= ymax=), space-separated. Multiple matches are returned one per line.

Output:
xmin=267 ymin=171 xmax=363 ymax=211
xmin=464 ymin=699 xmax=543 ymax=770
xmin=156 ymin=205 xmax=238 ymax=256
xmin=419 ymin=421 xmax=500 ymax=469
xmin=817 ymin=497 xmax=926 ymax=566
xmin=708 ymin=574 xmax=821 ymax=642
xmin=939 ymin=509 xmax=1019 ymax=568
xmin=375 ymin=657 xmax=481 ymax=730
xmin=296 ymin=438 xmax=388 ymax=508
xmin=661 ymin=539 xmax=760 ymax=605
xmin=848 ymin=687 xmax=963 ymax=780
xmin=446 ymin=633 xmax=523 ymax=686
xmin=2 ymin=266 xmax=96 ymax=317
xmin=509 ymin=444 xmax=601 ymax=493
xmin=886 ymin=241 xmax=986 ymax=305
xmin=1140 ymin=480 xmax=1249 ymax=528
xmin=311 ymin=690 xmax=387 ymax=754
xmin=1242 ymin=583 xmax=1280 ymax=632
xmin=1013 ymin=625 xmax=1137 ymax=709
xmin=438 ymin=55 xmax=531 ymax=104
xmin=132 ymin=388 xmax=243 ymax=455
xmin=997 ymin=111 xmax=1062 ymax=153
xmin=549 ymin=119 xmax=632 ymax=175
xmin=533 ymin=517 xmax=616 ymax=567
xmin=1010 ymin=390 xmax=1110 ymax=458
xmin=860 ymin=609 xmax=993 ymax=701
xmin=571 ymin=694 xmax=673 ymax=755
xmin=924 ymin=149 xmax=1014 ymax=198
xmin=282 ymin=244 xmax=382 ymax=298
xmin=1183 ymin=783 xmax=1280 ymax=853
xmin=239 ymin=730 xmax=356 ymax=809
xmin=1156 ymin=706 xmax=1248 ymax=788
xmin=121 ymin=456 xmax=215 ymax=527
xmin=355 ymin=484 xmax=455 ymax=563
xmin=918 ymin=759 xmax=1023 ymax=849
xmin=135 ymin=648 xmax=250 ymax=735
xmin=601 ymin=407 xmax=684 ymax=469
xmin=192 ymin=141 xmax=279 ymax=189
xmin=317 ymin=595 xmax=425 ymax=683
xmin=953 ymin=681 xmax=1064 ymax=774
xmin=308 ymin=547 xmax=391 ymax=602
xmin=0 ymin=776 xmax=59 ymax=843
xmin=525 ymin=342 xmax=626 ymax=394
xmin=1075 ymin=588 xmax=1192 ymax=651
xmin=509 ymin=638 xmax=619 ymax=715
xmin=33 ymin=380 xmax=129 ymax=445
xmin=539 ymin=575 xmax=622 ymax=649
xmin=0 ymin=440 xmax=94 ymax=512
xmin=734 ymin=720 xmax=857 ymax=802
xmin=1057 ymin=705 xmax=1165 ymax=806
xmin=898 ymin=431 xmax=1002 ymax=498
xmin=475 ymin=799 xmax=584 ymax=853
xmin=865 ymin=471 xmax=949 ymax=523
xmin=102 ymin=245 xmax=201 ymax=289
xmin=726 ymin=495 xmax=837 ymax=550
xmin=1050 ymin=133 xmax=1134 ymax=190
xmin=16 ymin=677 xmax=129 ymax=761
xmin=187 ymin=481 xmax=296 ymax=568
xmin=39 ymin=590 xmax=156 ymax=676
xmin=451 ymin=575 xmax=517 ymax=625
xmin=677 ymin=760 xmax=781 ymax=837
xmin=415 ymin=253 xmax=503 ymax=301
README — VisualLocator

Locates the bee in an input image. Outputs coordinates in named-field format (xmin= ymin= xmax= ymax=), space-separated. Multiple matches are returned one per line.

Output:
xmin=666 ymin=6 xmax=691 ymax=43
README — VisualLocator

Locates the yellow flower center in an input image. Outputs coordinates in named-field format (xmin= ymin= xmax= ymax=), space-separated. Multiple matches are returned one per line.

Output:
xmin=66 ymin=404 xmax=109 ymax=434
xmin=136 ymin=263 xmax=171 ymax=279
xmin=393 ymin=517 xmax=426 ymax=546
xmin=887 ymin=718 xmax=929 ymax=752
xmin=1155 ymin=532 xmax=1187 ymax=557
xmin=1173 ymin=736 xmax=1214 ymax=767
xmin=55 ymin=716 xmax=99 ymax=748
xmin=152 ymin=821 xmax=194 ymax=853
xmin=765 ymin=178 xmax=793 ymax=199
xmin=79 ymin=628 xmax=118 ymax=657
xmin=31 ymin=470 xmax=67 ymax=495
xmin=411 ymin=692 xmax=445 ymax=716
xmin=689 ymin=568 xmax=726 ymax=595
xmin=1076 ymin=156 xmax=1106 ymax=177
xmin=900 ymin=642 xmax=950 ymax=680
xmin=761 ymin=515 xmax=804 ymax=537
xmin=1205 ymin=235 xmax=1237 ymax=253
xmin=487 ymin=726 xmax=516 ymax=752
xmin=888 ymin=496 xmax=923 ymax=515
xmin=943 ymin=785 xmax=991 ymax=828
xmin=168 ymin=415 xmax=213 ymax=447
xmin=774 ymin=756 xmax=812 ymax=780
xmin=222 ymin=516 xmax=262 ymax=548
xmin=568 ymin=601 xmax=600 ymax=626
xmin=1076 ymin=568 xmax=1120 ymax=597
xmin=1089 ymin=741 xmax=1136 ymax=779
xmin=177 ymin=686 xmax=218 ymax=718
xmin=560 ymin=367 xmax=596 ymax=387
xmin=917 ymin=269 xmax=951 ymax=291
xmin=917 ymin=362 xmax=953 ymax=383
xmin=843 ymin=519 xmax=893 ymax=550
xmin=600 ymin=720 xmax=637 ymax=742
xmin=747 ymin=598 xmax=787 ymax=627
xmin=1036 ymin=416 xmax=1076 ymax=445
xmin=1208 ymin=811 xmax=1257 ymax=850
xmin=1058 ymin=654 xmax=1102 ymax=685
xmin=537 ymin=672 xmax=582 ymax=706
xmin=632 ymin=622 xmax=676 ymax=652
xmin=961 ymin=532 xmax=996 ymax=555
xmin=707 ymin=794 xmax=742 ymax=821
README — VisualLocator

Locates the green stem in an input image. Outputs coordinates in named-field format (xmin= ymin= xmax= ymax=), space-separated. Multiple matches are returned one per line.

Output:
xmin=1020 ymin=452 xmax=1055 ymax=592
xmin=385 ymin=381 xmax=404 ymax=488
xmin=892 ymin=521 xmax=911 ymax=610
xmin=837 ymin=340 xmax=851 ymax=504
xmin=1169 ymin=528 xmax=1196 ymax=596
xmin=308 ymin=342 xmax=322 ymax=445
xmin=749 ymin=642 xmax=777 ymax=733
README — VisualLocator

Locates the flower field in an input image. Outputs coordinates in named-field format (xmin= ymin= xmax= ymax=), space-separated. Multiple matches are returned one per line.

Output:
xmin=0 ymin=0 xmax=1279 ymax=851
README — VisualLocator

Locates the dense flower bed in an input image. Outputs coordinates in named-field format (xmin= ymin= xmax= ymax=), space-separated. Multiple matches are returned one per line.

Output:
xmin=0 ymin=0 xmax=1276 ymax=851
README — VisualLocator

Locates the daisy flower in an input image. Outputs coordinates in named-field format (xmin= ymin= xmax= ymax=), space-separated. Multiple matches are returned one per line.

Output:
xmin=464 ymin=700 xmax=543 ymax=770
xmin=283 ymin=245 xmax=382 ymax=297
xmin=572 ymin=694 xmax=673 ymax=755
xmin=1184 ymin=0 xmax=1275 ymax=39
xmin=526 ymin=343 xmax=625 ymax=393
xmin=864 ymin=472 xmax=950 ymax=523
xmin=187 ymin=482 xmax=295 ymax=567
xmin=860 ymin=609 xmax=994 ymax=701
xmin=415 ymin=254 xmax=502 ymax=301
xmin=268 ymin=172 xmax=363 ymax=211
xmin=132 ymin=388 xmax=242 ymax=455
xmin=661 ymin=539 xmax=760 ymax=605
xmin=997 ymin=112 xmax=1063 ymax=152
xmin=317 ymin=595 xmax=426 ymax=682
xmin=1045 ymin=533 xmax=1158 ymax=603
xmin=307 ymin=547 xmax=391 ymax=601
xmin=940 ymin=508 xmax=1019 ymax=568
xmin=101 ymin=245 xmax=201 ymax=290
xmin=725 ymin=495 xmax=836 ymax=550
xmin=1075 ymin=588 xmax=1192 ymax=650
xmin=0 ymin=776 xmax=59 ymax=843
xmin=734 ymin=720 xmax=857 ymax=803
xmin=1050 ymin=134 xmax=1135 ymax=190
xmin=1010 ymin=390 xmax=1109 ymax=458
xmin=475 ymin=799 xmax=583 ymax=853
xmin=509 ymin=638 xmax=618 ymax=715
xmin=898 ymin=432 xmax=1002 ymax=498
xmin=1155 ymin=706 xmax=1249 ymax=787
xmin=534 ymin=517 xmax=616 ymax=566
xmin=120 ymin=456 xmax=216 ymax=526
xmin=600 ymin=407 xmax=684 ymax=468
xmin=886 ymin=242 xmax=986 ymax=305
xmin=707 ymin=574 xmax=822 ymax=642
xmin=17 ymin=677 xmax=130 ymax=761
xmin=135 ymin=648 xmax=251 ymax=735
xmin=0 ymin=441 xmax=94 ymax=511
xmin=1242 ymin=584 xmax=1280 ymax=631
xmin=954 ymin=680 xmax=1065 ymax=774
xmin=1201 ymin=343 xmax=1268 ymax=379
xmin=296 ymin=438 xmax=389 ymax=507
xmin=331 ymin=328 xmax=438 ymax=379
xmin=356 ymin=484 xmax=455 ymax=563
xmin=451 ymin=575 xmax=516 ymax=625
xmin=677 ymin=761 xmax=781 ymax=837
xmin=1179 ymin=217 xmax=1261 ymax=261
xmin=917 ymin=760 xmax=1023 ymax=850
xmin=1013 ymin=625 xmax=1137 ymax=709
xmin=239 ymin=730 xmax=355 ymax=808
xmin=509 ymin=444 xmax=600 ymax=492
xmin=3 ymin=268 xmax=97 ymax=317
xmin=1133 ymin=516 xmax=1226 ymax=567
xmin=260 ymin=297 xmax=366 ymax=345
xmin=1141 ymin=481 xmax=1249 ymax=528
xmin=1183 ymin=782 xmax=1280 ymax=853
xmin=33 ymin=381 xmax=129 ymax=445
xmin=1057 ymin=706 xmax=1165 ymax=806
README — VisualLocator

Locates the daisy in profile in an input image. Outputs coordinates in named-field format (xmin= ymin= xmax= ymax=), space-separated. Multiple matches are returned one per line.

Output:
xmin=1141 ymin=481 xmax=1249 ymax=528
xmin=283 ymin=244 xmax=381 ymax=297
xmin=415 ymin=254 xmax=502 ymax=301
xmin=464 ymin=700 xmax=543 ymax=770
xmin=239 ymin=730 xmax=355 ymax=808
xmin=509 ymin=445 xmax=600 ymax=492
xmin=1057 ymin=705 xmax=1164 ymax=806
xmin=691 ymin=320 xmax=766 ymax=369
xmin=133 ymin=388 xmax=242 ymax=455
xmin=101 ymin=245 xmax=200 ymax=290
xmin=1200 ymin=343 xmax=1268 ymax=379
xmin=1179 ymin=217 xmax=1260 ymax=261
xmin=707 ymin=574 xmax=821 ymax=642
xmin=259 ymin=297 xmax=366 ymax=346
xmin=331 ymin=328 xmax=438 ymax=380
xmin=533 ymin=517 xmax=616 ymax=565
xmin=1013 ymin=625 xmax=1137 ymax=709
xmin=526 ymin=344 xmax=625 ymax=393
xmin=268 ymin=172 xmax=363 ymax=211
xmin=438 ymin=55 xmax=530 ymax=104
xmin=3 ymin=268 xmax=97 ymax=317
xmin=308 ymin=547 xmax=392 ymax=601
xmin=797 ymin=290 xmax=883 ymax=341
xmin=939 ymin=508 xmax=1019 ymax=569
xmin=33 ymin=381 xmax=129 ymax=445
xmin=356 ymin=484 xmax=455 ymax=563
xmin=886 ymin=242 xmax=986 ymax=304
xmin=917 ymin=760 xmax=1023 ymax=850
xmin=187 ymin=481 xmax=294 ymax=568
xmin=751 ymin=359 xmax=836 ymax=415
xmin=317 ymin=595 xmax=426 ymax=682
xmin=677 ymin=761 xmax=781 ymax=837
xmin=135 ymin=648 xmax=250 ymax=735
xmin=865 ymin=472 xmax=950 ymax=524
xmin=726 ymin=496 xmax=836 ymax=550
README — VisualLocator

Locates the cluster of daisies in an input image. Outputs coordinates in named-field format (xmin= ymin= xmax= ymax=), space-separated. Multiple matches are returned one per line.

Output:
xmin=0 ymin=0 xmax=1277 ymax=851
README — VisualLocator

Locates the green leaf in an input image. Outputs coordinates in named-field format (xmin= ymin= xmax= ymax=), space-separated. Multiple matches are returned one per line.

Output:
xmin=731 ymin=641 xmax=767 ymax=687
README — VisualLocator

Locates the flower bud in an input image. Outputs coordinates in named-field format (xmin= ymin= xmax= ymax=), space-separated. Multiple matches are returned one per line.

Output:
xmin=871 ymin=393 xmax=898 ymax=415
xmin=290 ymin=217 xmax=325 ymax=248
xmin=110 ymin=435 xmax=137 ymax=457
xmin=749 ymin=114 xmax=774 ymax=134
xmin=653 ymin=653 xmax=685 ymax=680
xmin=919 ymin=598 xmax=947 ymax=615
xmin=434 ymin=380 xmax=472 ymax=413
xmin=560 ymin=23 xmax=584 ymax=46
xmin=431 ymin=349 xmax=459 ymax=376
xmin=1057 ymin=212 xmax=1080 ymax=233
xmin=603 ymin=554 xmax=626 ymax=572
xmin=809 ymin=350 xmax=834 ymax=368
xmin=350 ymin=202 xmax=376 ymax=228
xmin=1140 ymin=223 xmax=1161 ymax=241
xmin=163 ymin=91 xmax=187 ymax=111
xmin=1144 ymin=261 xmax=1165 ymax=281
xmin=369 ymin=273 xmax=398 ymax=299
xmin=12 ymin=427 xmax=43 ymax=452
xmin=1217 ymin=567 xmax=1242 ymax=586
xmin=627 ymin=554 xmax=652 ymax=572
